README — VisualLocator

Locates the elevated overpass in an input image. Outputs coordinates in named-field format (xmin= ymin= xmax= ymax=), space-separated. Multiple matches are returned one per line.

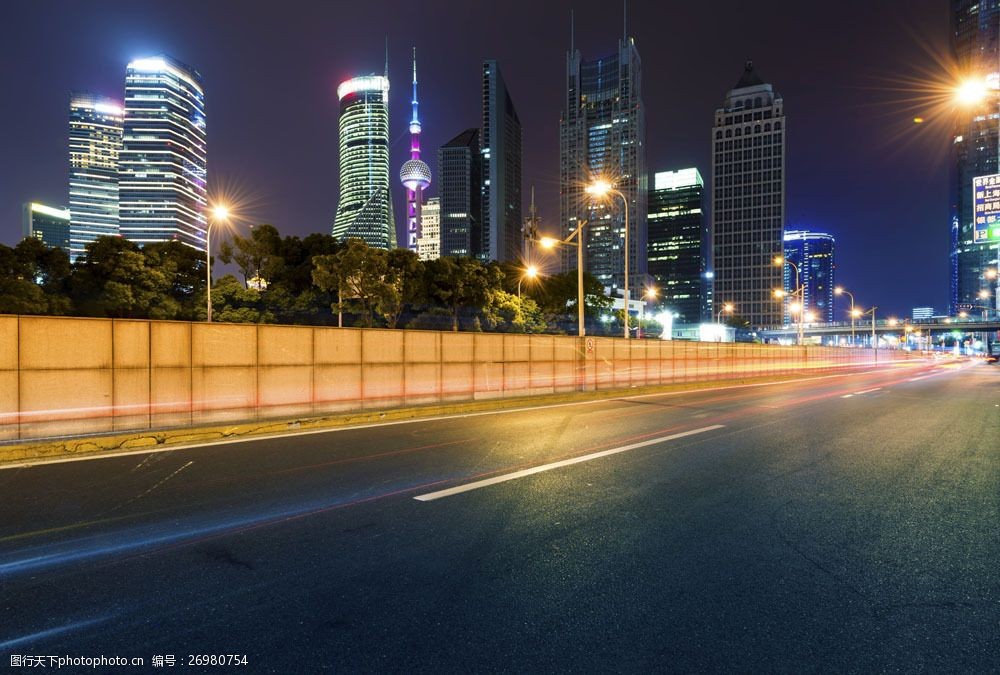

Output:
xmin=758 ymin=317 xmax=1000 ymax=344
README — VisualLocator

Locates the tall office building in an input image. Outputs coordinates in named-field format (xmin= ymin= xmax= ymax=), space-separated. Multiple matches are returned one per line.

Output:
xmin=22 ymin=203 xmax=71 ymax=251
xmin=416 ymin=197 xmax=441 ymax=261
xmin=560 ymin=32 xmax=647 ymax=293
xmin=119 ymin=56 xmax=207 ymax=250
xmin=400 ymin=50 xmax=431 ymax=253
xmin=647 ymin=168 xmax=707 ymax=324
xmin=712 ymin=62 xmax=786 ymax=328
xmin=68 ymin=93 xmax=122 ymax=260
xmin=481 ymin=60 xmax=522 ymax=262
xmin=438 ymin=128 xmax=482 ymax=258
xmin=950 ymin=0 xmax=999 ymax=314
xmin=783 ymin=230 xmax=835 ymax=324
xmin=333 ymin=75 xmax=395 ymax=249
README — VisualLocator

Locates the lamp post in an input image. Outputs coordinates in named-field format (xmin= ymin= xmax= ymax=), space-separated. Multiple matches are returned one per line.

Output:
xmin=834 ymin=286 xmax=857 ymax=346
xmin=587 ymin=180 xmax=630 ymax=339
xmin=206 ymin=205 xmax=229 ymax=323
xmin=517 ymin=264 xmax=539 ymax=301
xmin=987 ymin=269 xmax=999 ymax=314
xmin=978 ymin=289 xmax=991 ymax=320
xmin=860 ymin=306 xmax=878 ymax=350
xmin=774 ymin=256 xmax=804 ymax=346
xmin=538 ymin=220 xmax=589 ymax=336
xmin=517 ymin=265 xmax=539 ymax=326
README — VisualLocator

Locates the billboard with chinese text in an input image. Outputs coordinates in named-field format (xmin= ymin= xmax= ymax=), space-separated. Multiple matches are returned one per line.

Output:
xmin=973 ymin=174 xmax=1000 ymax=243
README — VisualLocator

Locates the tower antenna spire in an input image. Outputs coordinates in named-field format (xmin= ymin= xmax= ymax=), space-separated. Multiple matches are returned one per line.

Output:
xmin=570 ymin=9 xmax=575 ymax=54
xmin=384 ymin=35 xmax=388 ymax=80
xmin=623 ymin=0 xmax=627 ymax=44
xmin=400 ymin=44 xmax=430 ymax=255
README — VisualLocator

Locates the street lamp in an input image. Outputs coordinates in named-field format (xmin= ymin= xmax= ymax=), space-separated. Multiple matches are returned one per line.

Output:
xmin=536 ymin=223 xmax=589 ymax=336
xmin=517 ymin=265 xmax=539 ymax=302
xmin=206 ymin=204 xmax=230 ymax=323
xmin=859 ymin=306 xmax=878 ymax=349
xmin=717 ymin=302 xmax=734 ymax=325
xmin=834 ymin=286 xmax=857 ymax=346
xmin=774 ymin=256 xmax=804 ymax=346
xmin=954 ymin=72 xmax=1000 ymax=159
xmin=587 ymin=180 xmax=630 ymax=339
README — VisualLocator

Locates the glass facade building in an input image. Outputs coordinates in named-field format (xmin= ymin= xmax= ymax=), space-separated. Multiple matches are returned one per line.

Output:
xmin=22 ymin=202 xmax=71 ymax=251
xmin=647 ymin=168 xmax=707 ymax=324
xmin=333 ymin=75 xmax=395 ymax=249
xmin=438 ymin=128 xmax=482 ymax=258
xmin=68 ymin=93 xmax=122 ymax=261
xmin=119 ymin=56 xmax=207 ymax=250
xmin=712 ymin=62 xmax=786 ymax=328
xmin=950 ymin=0 xmax=999 ymax=314
xmin=416 ymin=197 xmax=441 ymax=261
xmin=481 ymin=60 xmax=522 ymax=262
xmin=782 ymin=230 xmax=835 ymax=324
xmin=560 ymin=35 xmax=647 ymax=294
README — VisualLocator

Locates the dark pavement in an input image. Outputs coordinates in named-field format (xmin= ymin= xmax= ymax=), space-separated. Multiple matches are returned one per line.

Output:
xmin=1 ymin=360 xmax=997 ymax=672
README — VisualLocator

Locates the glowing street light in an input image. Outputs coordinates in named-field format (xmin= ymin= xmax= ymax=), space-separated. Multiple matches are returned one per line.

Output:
xmin=954 ymin=73 xmax=1000 ymax=195
xmin=834 ymin=286 xmax=858 ymax=346
xmin=587 ymin=178 xmax=631 ymax=339
xmin=774 ymin=256 xmax=804 ymax=346
xmin=956 ymin=78 xmax=990 ymax=106
xmin=206 ymin=204 xmax=230 ymax=323
xmin=516 ymin=265 xmax=539 ymax=327
xmin=533 ymin=223 xmax=589 ymax=336
xmin=716 ymin=302 xmax=734 ymax=325
xmin=517 ymin=265 xmax=539 ymax=302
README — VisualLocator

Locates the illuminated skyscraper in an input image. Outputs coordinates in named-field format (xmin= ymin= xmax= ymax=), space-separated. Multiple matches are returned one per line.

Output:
xmin=712 ymin=62 xmax=786 ymax=328
xmin=416 ymin=197 xmax=441 ymax=261
xmin=560 ymin=31 xmax=647 ymax=293
xmin=950 ymin=0 xmax=999 ymax=314
xmin=482 ymin=60 xmax=522 ymax=262
xmin=647 ymin=168 xmax=707 ymax=324
xmin=68 ymin=93 xmax=122 ymax=260
xmin=400 ymin=49 xmax=431 ymax=253
xmin=119 ymin=56 xmax=207 ymax=250
xmin=783 ymin=230 xmax=835 ymax=324
xmin=438 ymin=128 xmax=482 ymax=257
xmin=333 ymin=74 xmax=395 ymax=249
xmin=22 ymin=202 xmax=71 ymax=251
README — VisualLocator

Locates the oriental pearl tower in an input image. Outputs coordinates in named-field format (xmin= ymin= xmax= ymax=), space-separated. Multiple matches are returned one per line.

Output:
xmin=399 ymin=48 xmax=431 ymax=253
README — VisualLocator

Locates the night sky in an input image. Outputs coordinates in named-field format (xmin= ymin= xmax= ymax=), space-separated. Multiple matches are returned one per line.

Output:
xmin=0 ymin=0 xmax=951 ymax=318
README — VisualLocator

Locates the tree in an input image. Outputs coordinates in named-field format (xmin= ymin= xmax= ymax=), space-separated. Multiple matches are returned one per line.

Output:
xmin=0 ymin=239 xmax=72 ymax=315
xmin=202 ymin=274 xmax=274 ymax=323
xmin=481 ymin=289 xmax=547 ymax=333
xmin=380 ymin=248 xmax=424 ymax=328
xmin=141 ymin=241 xmax=205 ymax=319
xmin=218 ymin=224 xmax=284 ymax=287
xmin=423 ymin=257 xmax=495 ymax=331
xmin=69 ymin=236 xmax=170 ymax=318
xmin=312 ymin=238 xmax=389 ymax=328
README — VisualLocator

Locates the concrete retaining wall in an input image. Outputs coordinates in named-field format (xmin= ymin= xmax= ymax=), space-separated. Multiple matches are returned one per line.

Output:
xmin=0 ymin=315 xmax=912 ymax=441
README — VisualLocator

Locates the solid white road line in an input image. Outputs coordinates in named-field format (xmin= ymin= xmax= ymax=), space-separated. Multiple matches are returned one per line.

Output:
xmin=853 ymin=387 xmax=883 ymax=395
xmin=413 ymin=424 xmax=725 ymax=502
xmin=841 ymin=394 xmax=854 ymax=398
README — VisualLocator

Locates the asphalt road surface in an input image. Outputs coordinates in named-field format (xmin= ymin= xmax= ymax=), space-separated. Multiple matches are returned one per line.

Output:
xmin=1 ymin=360 xmax=997 ymax=672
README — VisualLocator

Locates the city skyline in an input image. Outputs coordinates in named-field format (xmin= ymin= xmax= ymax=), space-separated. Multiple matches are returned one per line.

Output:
xmin=0 ymin=0 xmax=955 ymax=316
